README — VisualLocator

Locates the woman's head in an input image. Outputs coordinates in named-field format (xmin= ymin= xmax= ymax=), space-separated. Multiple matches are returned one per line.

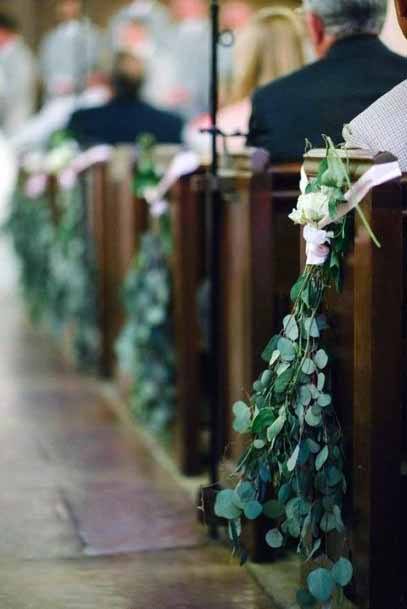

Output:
xmin=230 ymin=6 xmax=305 ymax=103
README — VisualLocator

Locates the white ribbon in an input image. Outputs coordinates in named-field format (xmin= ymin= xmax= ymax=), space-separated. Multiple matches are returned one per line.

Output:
xmin=301 ymin=159 xmax=402 ymax=264
xmin=304 ymin=225 xmax=333 ymax=265
xmin=318 ymin=160 xmax=401 ymax=229
xmin=58 ymin=145 xmax=113 ymax=190
xmin=144 ymin=150 xmax=200 ymax=211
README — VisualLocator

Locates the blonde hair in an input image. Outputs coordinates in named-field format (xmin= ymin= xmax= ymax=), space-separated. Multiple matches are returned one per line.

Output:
xmin=229 ymin=6 xmax=305 ymax=103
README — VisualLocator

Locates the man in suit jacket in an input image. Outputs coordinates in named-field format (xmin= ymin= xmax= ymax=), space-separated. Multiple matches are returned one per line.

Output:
xmin=247 ymin=0 xmax=407 ymax=162
xmin=344 ymin=0 xmax=407 ymax=171
xmin=67 ymin=51 xmax=183 ymax=147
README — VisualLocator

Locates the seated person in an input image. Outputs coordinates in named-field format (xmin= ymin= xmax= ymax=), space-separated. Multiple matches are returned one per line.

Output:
xmin=67 ymin=51 xmax=183 ymax=146
xmin=185 ymin=6 xmax=306 ymax=155
xmin=344 ymin=0 xmax=407 ymax=171
xmin=247 ymin=0 xmax=407 ymax=162
xmin=10 ymin=70 xmax=111 ymax=155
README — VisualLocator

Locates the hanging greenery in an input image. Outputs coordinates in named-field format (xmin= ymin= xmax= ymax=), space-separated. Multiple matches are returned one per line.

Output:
xmin=214 ymin=139 xmax=384 ymax=608
xmin=47 ymin=183 xmax=101 ymax=369
xmin=6 ymin=178 xmax=100 ymax=370
xmin=116 ymin=224 xmax=176 ymax=435
xmin=5 ymin=183 xmax=54 ymax=321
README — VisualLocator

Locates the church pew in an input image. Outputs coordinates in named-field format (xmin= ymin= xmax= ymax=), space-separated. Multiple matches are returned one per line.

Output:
xmin=303 ymin=150 xmax=403 ymax=609
xmin=85 ymin=147 xmax=148 ymax=377
xmin=169 ymin=166 xmax=208 ymax=475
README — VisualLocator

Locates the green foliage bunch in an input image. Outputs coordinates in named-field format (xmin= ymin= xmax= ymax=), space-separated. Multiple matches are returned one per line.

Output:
xmin=48 ymin=184 xmax=100 ymax=368
xmin=6 ymin=181 xmax=100 ymax=369
xmin=116 ymin=226 xmax=176 ymax=434
xmin=214 ymin=141 xmax=380 ymax=608
xmin=6 ymin=185 xmax=54 ymax=320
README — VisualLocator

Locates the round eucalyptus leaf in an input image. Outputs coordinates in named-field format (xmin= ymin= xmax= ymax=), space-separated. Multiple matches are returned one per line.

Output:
xmin=299 ymin=385 xmax=312 ymax=406
xmin=318 ymin=393 xmax=332 ymax=408
xmin=331 ymin=557 xmax=353 ymax=587
xmin=307 ymin=568 xmax=335 ymax=603
xmin=302 ymin=358 xmax=316 ymax=375
xmin=261 ymin=370 xmax=273 ymax=387
xmin=265 ymin=528 xmax=284 ymax=548
xmin=244 ymin=500 xmax=263 ymax=520
xmin=253 ymin=439 xmax=266 ymax=450
xmin=214 ymin=489 xmax=242 ymax=520
xmin=263 ymin=499 xmax=285 ymax=519
xmin=277 ymin=337 xmax=296 ymax=362
xmin=283 ymin=315 xmax=299 ymax=341
xmin=305 ymin=409 xmax=321 ymax=428
xmin=314 ymin=349 xmax=328 ymax=369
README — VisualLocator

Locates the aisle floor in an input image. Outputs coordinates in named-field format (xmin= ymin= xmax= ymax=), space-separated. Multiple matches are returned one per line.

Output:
xmin=0 ymin=294 xmax=272 ymax=609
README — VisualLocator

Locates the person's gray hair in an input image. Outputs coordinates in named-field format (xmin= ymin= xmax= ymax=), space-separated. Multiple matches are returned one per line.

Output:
xmin=303 ymin=0 xmax=388 ymax=37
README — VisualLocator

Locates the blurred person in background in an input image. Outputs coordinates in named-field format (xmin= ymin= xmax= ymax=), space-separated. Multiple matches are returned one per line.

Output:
xmin=344 ymin=0 xmax=407 ymax=170
xmin=10 ymin=70 xmax=111 ymax=155
xmin=218 ymin=0 xmax=254 ymax=99
xmin=0 ymin=14 xmax=36 ymax=137
xmin=39 ymin=0 xmax=103 ymax=99
xmin=67 ymin=51 xmax=183 ymax=146
xmin=185 ymin=7 xmax=305 ymax=154
xmin=109 ymin=0 xmax=170 ymax=50
xmin=112 ymin=15 xmax=176 ymax=112
xmin=163 ymin=0 xmax=210 ymax=120
xmin=247 ymin=0 xmax=407 ymax=161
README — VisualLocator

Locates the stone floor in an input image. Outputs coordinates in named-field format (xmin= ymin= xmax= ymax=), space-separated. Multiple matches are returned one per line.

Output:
xmin=0 ymin=293 xmax=272 ymax=609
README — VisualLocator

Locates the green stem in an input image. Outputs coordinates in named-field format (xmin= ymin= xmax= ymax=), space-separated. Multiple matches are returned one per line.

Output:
xmin=355 ymin=204 xmax=381 ymax=248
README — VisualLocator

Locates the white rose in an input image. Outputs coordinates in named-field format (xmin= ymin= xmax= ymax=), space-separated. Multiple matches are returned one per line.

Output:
xmin=297 ymin=191 xmax=330 ymax=225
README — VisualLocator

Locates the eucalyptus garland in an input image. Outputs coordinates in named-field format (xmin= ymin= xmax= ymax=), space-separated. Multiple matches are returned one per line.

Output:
xmin=116 ymin=221 xmax=176 ymax=435
xmin=214 ymin=140 xmax=381 ymax=608
xmin=5 ymin=184 xmax=54 ymax=320
xmin=6 ymin=180 xmax=100 ymax=369
xmin=47 ymin=183 xmax=100 ymax=368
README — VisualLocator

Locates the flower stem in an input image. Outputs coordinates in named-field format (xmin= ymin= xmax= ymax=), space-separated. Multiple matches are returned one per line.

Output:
xmin=355 ymin=204 xmax=381 ymax=248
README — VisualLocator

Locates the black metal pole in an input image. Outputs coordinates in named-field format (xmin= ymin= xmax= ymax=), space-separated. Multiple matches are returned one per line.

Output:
xmin=207 ymin=0 xmax=222 ymax=496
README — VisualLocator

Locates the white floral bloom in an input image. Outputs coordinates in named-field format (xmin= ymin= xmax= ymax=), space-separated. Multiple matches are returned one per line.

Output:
xmin=289 ymin=190 xmax=330 ymax=227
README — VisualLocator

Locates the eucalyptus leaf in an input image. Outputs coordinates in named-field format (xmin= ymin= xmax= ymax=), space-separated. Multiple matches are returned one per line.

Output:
xmin=277 ymin=337 xmax=296 ymax=362
xmin=287 ymin=444 xmax=300 ymax=472
xmin=244 ymin=500 xmax=263 ymax=520
xmin=302 ymin=359 xmax=316 ymax=375
xmin=270 ymin=349 xmax=280 ymax=366
xmin=315 ymin=445 xmax=329 ymax=471
xmin=318 ymin=393 xmax=332 ymax=408
xmin=314 ymin=349 xmax=328 ymax=369
xmin=317 ymin=372 xmax=325 ymax=391
xmin=263 ymin=499 xmax=285 ymax=519
xmin=305 ymin=409 xmax=322 ymax=427
xmin=304 ymin=317 xmax=320 ymax=338
xmin=331 ymin=557 xmax=353 ymax=587
xmin=267 ymin=415 xmax=286 ymax=441
xmin=253 ymin=439 xmax=266 ymax=450
xmin=214 ymin=489 xmax=242 ymax=520
xmin=307 ymin=568 xmax=335 ymax=603
xmin=283 ymin=315 xmax=299 ymax=341
xmin=266 ymin=528 xmax=284 ymax=548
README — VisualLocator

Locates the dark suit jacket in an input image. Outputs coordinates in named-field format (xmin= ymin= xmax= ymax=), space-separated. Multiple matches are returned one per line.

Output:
xmin=247 ymin=35 xmax=407 ymax=162
xmin=68 ymin=96 xmax=184 ymax=147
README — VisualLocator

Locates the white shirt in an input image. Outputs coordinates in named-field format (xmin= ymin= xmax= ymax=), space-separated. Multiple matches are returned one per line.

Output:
xmin=343 ymin=80 xmax=407 ymax=171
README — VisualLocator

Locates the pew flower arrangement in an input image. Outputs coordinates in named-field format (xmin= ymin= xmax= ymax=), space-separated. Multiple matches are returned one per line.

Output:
xmin=214 ymin=139 xmax=387 ymax=608
xmin=116 ymin=135 xmax=176 ymax=435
